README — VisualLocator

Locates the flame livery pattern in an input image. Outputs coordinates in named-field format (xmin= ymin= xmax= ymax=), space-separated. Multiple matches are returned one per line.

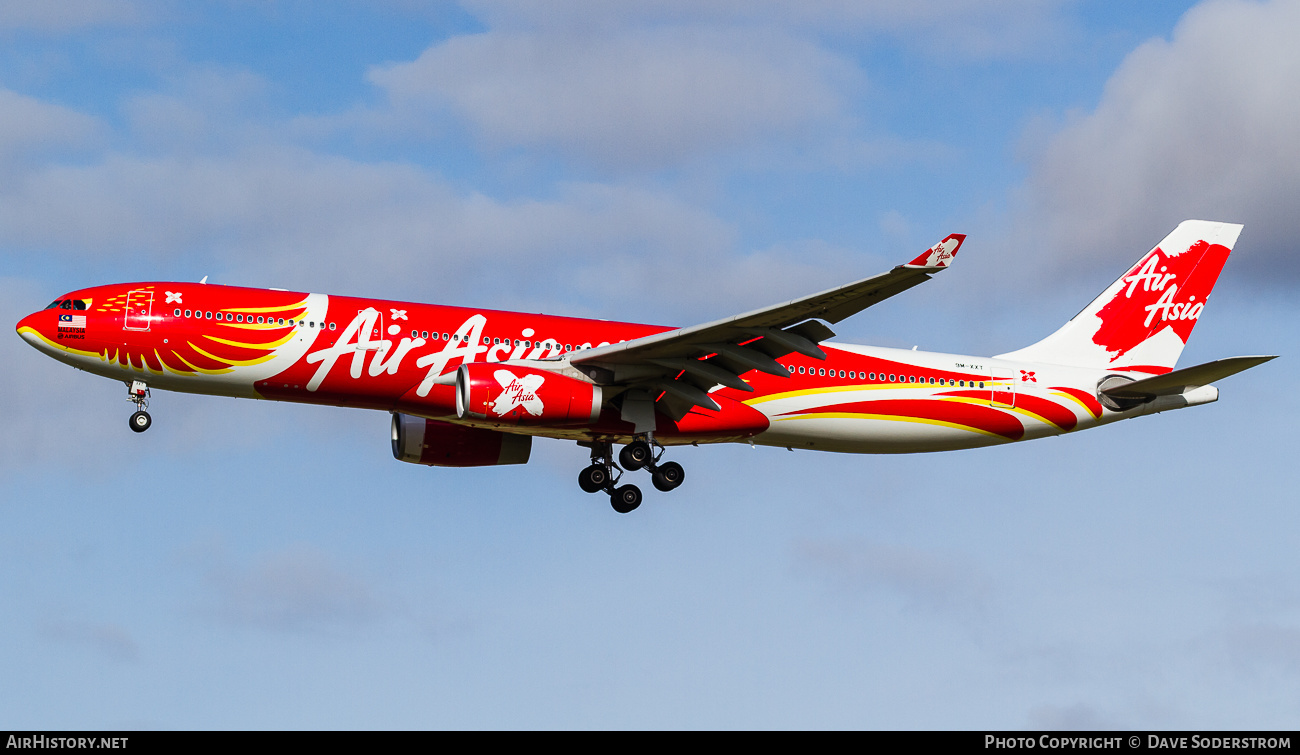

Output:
xmin=25 ymin=285 xmax=317 ymax=386
xmin=15 ymin=220 xmax=1270 ymax=486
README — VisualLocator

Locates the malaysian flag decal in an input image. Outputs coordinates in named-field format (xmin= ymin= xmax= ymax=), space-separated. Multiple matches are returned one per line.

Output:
xmin=58 ymin=314 xmax=86 ymax=329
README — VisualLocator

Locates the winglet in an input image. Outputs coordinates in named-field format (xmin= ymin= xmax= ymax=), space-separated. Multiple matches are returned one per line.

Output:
xmin=903 ymin=234 xmax=965 ymax=270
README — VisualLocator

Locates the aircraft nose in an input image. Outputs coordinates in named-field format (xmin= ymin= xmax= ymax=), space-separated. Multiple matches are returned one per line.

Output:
xmin=16 ymin=310 xmax=48 ymax=347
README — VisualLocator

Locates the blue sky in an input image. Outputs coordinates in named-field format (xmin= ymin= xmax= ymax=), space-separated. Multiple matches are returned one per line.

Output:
xmin=2 ymin=0 xmax=1297 ymax=729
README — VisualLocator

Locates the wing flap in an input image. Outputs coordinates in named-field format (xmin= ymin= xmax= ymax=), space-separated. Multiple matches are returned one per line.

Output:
xmin=569 ymin=233 xmax=965 ymax=414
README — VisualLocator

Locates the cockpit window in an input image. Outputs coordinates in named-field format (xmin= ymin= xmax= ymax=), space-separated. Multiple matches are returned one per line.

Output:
xmin=72 ymin=300 xmax=87 ymax=310
xmin=45 ymin=300 xmax=64 ymax=310
xmin=59 ymin=300 xmax=74 ymax=310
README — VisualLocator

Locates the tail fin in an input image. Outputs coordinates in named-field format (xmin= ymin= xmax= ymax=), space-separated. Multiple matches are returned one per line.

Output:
xmin=996 ymin=220 xmax=1243 ymax=374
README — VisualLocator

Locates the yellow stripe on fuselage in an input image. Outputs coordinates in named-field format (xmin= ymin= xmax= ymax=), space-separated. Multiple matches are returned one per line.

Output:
xmin=188 ymin=342 xmax=275 ymax=368
xmin=203 ymin=331 xmax=296 ymax=350
xmin=774 ymin=411 xmax=1007 ymax=439
xmin=154 ymin=349 xmax=195 ymax=376
xmin=170 ymin=350 xmax=234 ymax=375
xmin=1052 ymin=390 xmax=1101 ymax=419
xmin=16 ymin=326 xmax=103 ymax=359
xmin=224 ymin=300 xmax=309 ymax=314
xmin=745 ymin=382 xmax=920 ymax=406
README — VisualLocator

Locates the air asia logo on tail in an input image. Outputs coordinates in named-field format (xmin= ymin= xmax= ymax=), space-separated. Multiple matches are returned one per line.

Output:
xmin=1092 ymin=239 xmax=1230 ymax=360
xmin=491 ymin=370 xmax=546 ymax=417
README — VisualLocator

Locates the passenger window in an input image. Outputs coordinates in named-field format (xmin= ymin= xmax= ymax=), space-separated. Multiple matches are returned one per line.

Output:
xmin=205 ymin=311 xmax=212 ymax=319
xmin=174 ymin=308 xmax=181 ymax=316
xmin=798 ymin=366 xmax=805 ymax=374
xmin=978 ymin=381 xmax=985 ymax=388
xmin=329 ymin=323 xmax=336 ymax=330
xmin=185 ymin=310 xmax=191 ymax=317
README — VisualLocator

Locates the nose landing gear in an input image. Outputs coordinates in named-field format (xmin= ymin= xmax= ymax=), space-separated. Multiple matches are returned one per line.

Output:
xmin=127 ymin=380 xmax=152 ymax=433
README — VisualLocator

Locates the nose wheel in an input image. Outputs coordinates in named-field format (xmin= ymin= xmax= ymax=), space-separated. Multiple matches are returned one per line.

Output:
xmin=126 ymin=380 xmax=152 ymax=433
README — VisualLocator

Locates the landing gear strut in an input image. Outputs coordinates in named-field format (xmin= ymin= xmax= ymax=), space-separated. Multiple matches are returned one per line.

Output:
xmin=626 ymin=434 xmax=685 ymax=493
xmin=577 ymin=435 xmax=684 ymax=512
xmin=578 ymin=441 xmax=642 ymax=513
xmin=127 ymin=380 xmax=152 ymax=433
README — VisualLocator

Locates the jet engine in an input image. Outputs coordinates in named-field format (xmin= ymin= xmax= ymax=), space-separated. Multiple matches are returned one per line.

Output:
xmin=455 ymin=363 xmax=602 ymax=426
xmin=391 ymin=413 xmax=531 ymax=467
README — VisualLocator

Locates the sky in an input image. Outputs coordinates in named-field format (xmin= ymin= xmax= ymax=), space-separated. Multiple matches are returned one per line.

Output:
xmin=1 ymin=0 xmax=1297 ymax=730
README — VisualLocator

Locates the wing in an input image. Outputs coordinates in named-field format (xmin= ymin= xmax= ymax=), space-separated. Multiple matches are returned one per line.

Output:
xmin=565 ymin=234 xmax=965 ymax=420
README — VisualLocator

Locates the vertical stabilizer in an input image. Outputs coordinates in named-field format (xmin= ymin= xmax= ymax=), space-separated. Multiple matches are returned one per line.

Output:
xmin=996 ymin=220 xmax=1243 ymax=374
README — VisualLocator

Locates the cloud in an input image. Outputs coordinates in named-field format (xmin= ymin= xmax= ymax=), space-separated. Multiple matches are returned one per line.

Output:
xmin=199 ymin=543 xmax=379 ymax=632
xmin=368 ymin=26 xmax=860 ymax=171
xmin=0 ymin=0 xmax=140 ymax=31
xmin=0 ymin=147 xmax=743 ymax=312
xmin=459 ymin=0 xmax=1073 ymax=58
xmin=0 ymin=88 xmax=101 ymax=164
xmin=1013 ymin=0 xmax=1300 ymax=285
xmin=365 ymin=0 xmax=1073 ymax=171
xmin=40 ymin=618 xmax=139 ymax=661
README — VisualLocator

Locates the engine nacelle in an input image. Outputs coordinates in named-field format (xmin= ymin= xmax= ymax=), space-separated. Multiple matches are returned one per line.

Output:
xmin=455 ymin=363 xmax=602 ymax=426
xmin=391 ymin=413 xmax=531 ymax=467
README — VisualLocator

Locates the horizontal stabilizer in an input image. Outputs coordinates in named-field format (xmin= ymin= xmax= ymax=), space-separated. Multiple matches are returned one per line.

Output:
xmin=1102 ymin=355 xmax=1276 ymax=399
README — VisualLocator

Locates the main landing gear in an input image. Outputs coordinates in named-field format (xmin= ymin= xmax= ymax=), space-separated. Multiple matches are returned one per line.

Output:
xmin=578 ymin=435 xmax=685 ymax=514
xmin=127 ymin=380 xmax=152 ymax=433
xmin=579 ymin=442 xmax=642 ymax=513
xmin=618 ymin=438 xmax=685 ymax=493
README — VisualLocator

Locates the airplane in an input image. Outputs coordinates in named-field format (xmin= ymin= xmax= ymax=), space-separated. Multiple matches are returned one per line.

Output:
xmin=15 ymin=219 xmax=1275 ymax=513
